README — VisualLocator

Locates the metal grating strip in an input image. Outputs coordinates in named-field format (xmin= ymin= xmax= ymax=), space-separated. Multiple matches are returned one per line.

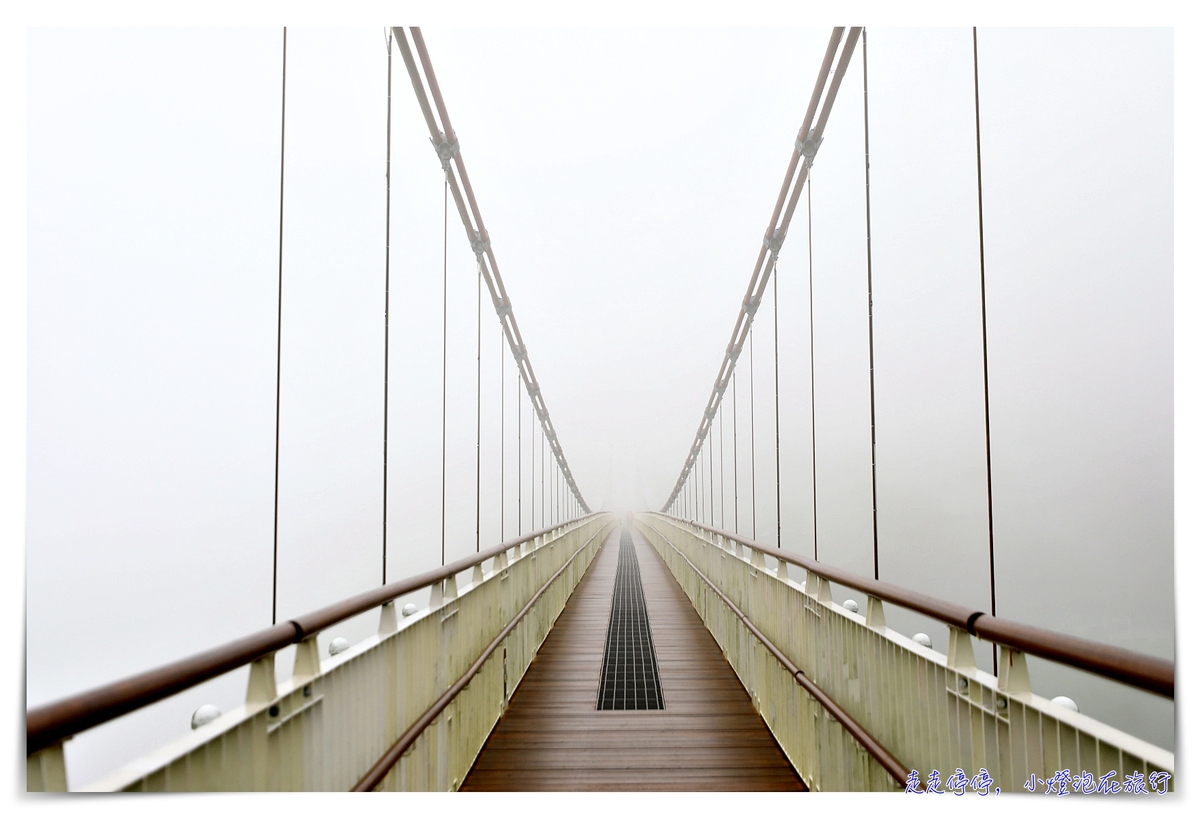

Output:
xmin=596 ymin=528 xmax=665 ymax=710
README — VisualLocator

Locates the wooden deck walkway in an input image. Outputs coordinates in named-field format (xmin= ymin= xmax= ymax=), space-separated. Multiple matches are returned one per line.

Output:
xmin=461 ymin=526 xmax=805 ymax=791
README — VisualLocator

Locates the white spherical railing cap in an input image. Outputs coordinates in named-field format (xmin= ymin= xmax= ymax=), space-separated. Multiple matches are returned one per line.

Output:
xmin=191 ymin=704 xmax=222 ymax=730
xmin=1051 ymin=695 xmax=1079 ymax=713
xmin=913 ymin=632 xmax=933 ymax=648
xmin=799 ymin=581 xmax=807 ymax=593
xmin=842 ymin=599 xmax=858 ymax=613
xmin=401 ymin=603 xmax=418 ymax=617
xmin=329 ymin=637 xmax=350 ymax=656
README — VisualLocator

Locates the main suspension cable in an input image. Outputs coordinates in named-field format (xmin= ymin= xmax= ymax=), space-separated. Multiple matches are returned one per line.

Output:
xmin=661 ymin=28 xmax=861 ymax=512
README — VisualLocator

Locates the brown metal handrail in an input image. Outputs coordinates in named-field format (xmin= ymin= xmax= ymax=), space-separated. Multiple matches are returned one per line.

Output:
xmin=352 ymin=521 xmax=614 ymax=791
xmin=658 ymin=537 xmax=912 ymax=788
xmin=654 ymin=513 xmax=1174 ymax=699
xmin=26 ymin=515 xmax=604 ymax=755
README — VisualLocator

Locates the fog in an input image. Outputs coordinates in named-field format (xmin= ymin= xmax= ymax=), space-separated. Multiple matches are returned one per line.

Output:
xmin=25 ymin=27 xmax=1173 ymax=788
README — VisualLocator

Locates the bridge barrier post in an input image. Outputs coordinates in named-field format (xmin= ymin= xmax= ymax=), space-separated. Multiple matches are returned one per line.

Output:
xmin=27 ymin=744 xmax=68 ymax=792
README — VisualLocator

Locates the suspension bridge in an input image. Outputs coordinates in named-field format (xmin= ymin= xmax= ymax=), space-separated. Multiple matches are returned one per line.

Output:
xmin=25 ymin=26 xmax=1175 ymax=793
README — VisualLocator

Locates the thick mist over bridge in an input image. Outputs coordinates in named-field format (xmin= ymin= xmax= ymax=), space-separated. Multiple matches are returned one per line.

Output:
xmin=24 ymin=25 xmax=1174 ymax=792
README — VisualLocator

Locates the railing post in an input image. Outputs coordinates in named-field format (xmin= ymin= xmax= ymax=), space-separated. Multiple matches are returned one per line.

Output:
xmin=292 ymin=636 xmax=321 ymax=682
xmin=378 ymin=601 xmax=398 ymax=637
xmin=997 ymin=646 xmax=1031 ymax=695
xmin=866 ymin=596 xmax=886 ymax=632
xmin=246 ymin=653 xmax=278 ymax=704
xmin=946 ymin=627 xmax=976 ymax=672
xmin=26 ymin=743 xmax=68 ymax=792
xmin=245 ymin=652 xmax=277 ymax=791
xmin=806 ymin=570 xmax=832 ymax=602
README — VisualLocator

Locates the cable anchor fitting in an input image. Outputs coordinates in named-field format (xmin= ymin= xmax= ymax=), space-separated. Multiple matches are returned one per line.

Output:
xmin=432 ymin=133 xmax=460 ymax=170
xmin=471 ymin=233 xmax=491 ymax=258
xmin=796 ymin=134 xmax=823 ymax=167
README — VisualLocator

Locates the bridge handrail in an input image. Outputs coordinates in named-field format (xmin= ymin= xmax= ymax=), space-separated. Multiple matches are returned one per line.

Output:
xmin=25 ymin=515 xmax=603 ymax=756
xmin=352 ymin=521 xmax=612 ymax=791
xmin=658 ymin=513 xmax=1173 ymax=699
xmin=657 ymin=536 xmax=911 ymax=787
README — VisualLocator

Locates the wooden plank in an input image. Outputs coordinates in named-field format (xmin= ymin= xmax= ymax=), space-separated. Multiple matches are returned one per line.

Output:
xmin=460 ymin=527 xmax=806 ymax=791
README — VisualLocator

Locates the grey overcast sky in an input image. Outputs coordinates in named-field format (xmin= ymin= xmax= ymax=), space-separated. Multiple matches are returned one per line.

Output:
xmin=8 ymin=3 xmax=1197 ymax=796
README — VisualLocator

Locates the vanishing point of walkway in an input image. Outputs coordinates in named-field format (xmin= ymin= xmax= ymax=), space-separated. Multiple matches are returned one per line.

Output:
xmin=461 ymin=526 xmax=805 ymax=791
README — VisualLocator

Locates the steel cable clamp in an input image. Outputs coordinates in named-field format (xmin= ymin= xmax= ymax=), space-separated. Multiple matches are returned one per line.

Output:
xmin=796 ymin=134 xmax=822 ymax=167
xmin=432 ymin=133 xmax=460 ymax=170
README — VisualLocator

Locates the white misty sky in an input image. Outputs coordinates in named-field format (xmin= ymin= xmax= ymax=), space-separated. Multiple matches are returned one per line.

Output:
xmin=6 ymin=1 xmax=1198 ymax=800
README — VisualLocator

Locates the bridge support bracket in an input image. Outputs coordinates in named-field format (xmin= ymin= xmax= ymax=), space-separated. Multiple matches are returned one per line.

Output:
xmin=377 ymin=602 xmax=398 ymax=637
xmin=946 ymin=627 xmax=977 ymax=673
xmin=292 ymin=636 xmax=321 ymax=682
xmin=998 ymin=646 xmax=1032 ymax=695
xmin=246 ymin=653 xmax=278 ymax=705
xmin=807 ymin=570 xmax=832 ymax=603
xmin=866 ymin=595 xmax=886 ymax=632
xmin=26 ymin=742 xmax=67 ymax=792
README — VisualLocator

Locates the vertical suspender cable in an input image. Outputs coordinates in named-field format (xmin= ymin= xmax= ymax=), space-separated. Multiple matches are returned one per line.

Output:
xmin=750 ymin=328 xmax=757 ymax=539
xmin=475 ymin=262 xmax=481 ymax=553
xmin=440 ymin=180 xmax=448 ymax=566
xmin=381 ymin=29 xmax=393 ymax=585
xmin=807 ymin=173 xmax=819 ymax=561
xmin=973 ymin=27 xmax=999 ymax=675
xmin=719 ymin=402 xmax=725 ymax=529
xmin=533 ymin=419 xmax=537 ymax=526
xmin=517 ymin=359 xmax=522 ymax=535
xmin=700 ymin=426 xmax=710 ymax=522
xmin=271 ymin=26 xmax=288 ymax=625
xmin=862 ymin=28 xmax=881 ymax=580
xmin=773 ymin=258 xmax=781 ymax=548
xmin=500 ymin=329 xmax=504 ymax=540
xmin=732 ymin=373 xmax=739 ymax=532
